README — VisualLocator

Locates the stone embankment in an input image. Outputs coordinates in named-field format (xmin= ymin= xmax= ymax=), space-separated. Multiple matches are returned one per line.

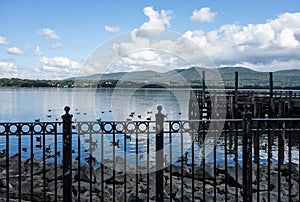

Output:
xmin=0 ymin=154 xmax=299 ymax=201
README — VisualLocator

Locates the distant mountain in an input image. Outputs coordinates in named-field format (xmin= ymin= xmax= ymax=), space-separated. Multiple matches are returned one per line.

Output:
xmin=70 ymin=66 xmax=300 ymax=88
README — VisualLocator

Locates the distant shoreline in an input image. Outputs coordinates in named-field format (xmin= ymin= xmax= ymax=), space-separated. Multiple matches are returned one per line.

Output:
xmin=1 ymin=78 xmax=300 ymax=90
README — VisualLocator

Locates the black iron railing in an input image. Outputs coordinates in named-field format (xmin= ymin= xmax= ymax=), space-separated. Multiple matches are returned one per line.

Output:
xmin=0 ymin=106 xmax=299 ymax=201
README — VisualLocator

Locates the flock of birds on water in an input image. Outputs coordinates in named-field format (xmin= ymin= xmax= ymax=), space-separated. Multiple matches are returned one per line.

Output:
xmin=1 ymin=107 xmax=187 ymax=166
xmin=0 ymin=131 xmax=189 ymax=166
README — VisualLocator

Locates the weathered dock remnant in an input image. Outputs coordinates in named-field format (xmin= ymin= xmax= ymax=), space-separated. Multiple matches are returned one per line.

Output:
xmin=189 ymin=71 xmax=300 ymax=119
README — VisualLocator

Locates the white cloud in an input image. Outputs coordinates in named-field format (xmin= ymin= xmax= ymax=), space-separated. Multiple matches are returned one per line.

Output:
xmin=105 ymin=25 xmax=120 ymax=33
xmin=184 ymin=12 xmax=300 ymax=70
xmin=50 ymin=43 xmax=62 ymax=49
xmin=39 ymin=56 xmax=79 ymax=68
xmin=38 ymin=56 xmax=81 ymax=79
xmin=190 ymin=7 xmax=217 ymax=22
xmin=225 ymin=59 xmax=300 ymax=72
xmin=34 ymin=46 xmax=43 ymax=55
xmin=140 ymin=7 xmax=173 ymax=29
xmin=0 ymin=36 xmax=9 ymax=45
xmin=83 ymin=12 xmax=300 ymax=77
xmin=38 ymin=28 xmax=61 ymax=39
xmin=6 ymin=47 xmax=24 ymax=55
xmin=277 ymin=27 xmax=299 ymax=48
xmin=0 ymin=62 xmax=18 ymax=77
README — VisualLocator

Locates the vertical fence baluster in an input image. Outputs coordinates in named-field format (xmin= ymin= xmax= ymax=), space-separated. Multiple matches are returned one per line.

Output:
xmin=123 ymin=128 xmax=127 ymax=202
xmin=180 ymin=123 xmax=184 ymax=200
xmin=278 ymin=123 xmax=282 ymax=202
xmin=202 ymin=121 xmax=206 ymax=202
xmin=101 ymin=122 xmax=104 ymax=202
xmin=267 ymin=120 xmax=271 ymax=202
xmin=61 ymin=106 xmax=73 ymax=202
xmin=234 ymin=121 xmax=239 ymax=202
xmin=18 ymin=124 xmax=21 ymax=201
xmin=288 ymin=120 xmax=292 ymax=201
xmin=242 ymin=104 xmax=253 ymax=202
xmin=147 ymin=122 xmax=150 ymax=202
xmin=42 ymin=123 xmax=46 ymax=201
xmin=30 ymin=124 xmax=34 ymax=201
xmin=213 ymin=127 xmax=217 ymax=202
xmin=224 ymin=122 xmax=228 ymax=201
xmin=192 ymin=127 xmax=195 ymax=201
xmin=169 ymin=122 xmax=173 ymax=202
xmin=5 ymin=124 xmax=9 ymax=202
xmin=77 ymin=123 xmax=81 ymax=202
xmin=135 ymin=123 xmax=138 ymax=202
xmin=112 ymin=123 xmax=116 ymax=202
xmin=155 ymin=105 xmax=166 ymax=201
xmin=54 ymin=123 xmax=58 ymax=201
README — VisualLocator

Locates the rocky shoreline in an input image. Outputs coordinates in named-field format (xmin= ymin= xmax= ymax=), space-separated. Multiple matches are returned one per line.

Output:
xmin=0 ymin=154 xmax=299 ymax=201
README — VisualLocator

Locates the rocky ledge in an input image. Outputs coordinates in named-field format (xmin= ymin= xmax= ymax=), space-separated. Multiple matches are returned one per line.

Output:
xmin=0 ymin=154 xmax=299 ymax=201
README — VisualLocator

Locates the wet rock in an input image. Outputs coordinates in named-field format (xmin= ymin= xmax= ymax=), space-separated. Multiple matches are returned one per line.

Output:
xmin=74 ymin=165 xmax=95 ymax=182
xmin=128 ymin=192 xmax=147 ymax=202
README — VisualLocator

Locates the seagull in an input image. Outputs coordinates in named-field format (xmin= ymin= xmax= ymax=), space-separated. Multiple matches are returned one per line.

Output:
xmin=90 ymin=140 xmax=98 ymax=147
xmin=110 ymin=139 xmax=120 ymax=148
xmin=85 ymin=147 xmax=97 ymax=153
xmin=125 ymin=134 xmax=131 ymax=141
xmin=85 ymin=155 xmax=96 ymax=163
xmin=36 ymin=144 xmax=42 ymax=149
xmin=36 ymin=136 xmax=41 ymax=142
xmin=84 ymin=139 xmax=98 ymax=147
xmin=45 ymin=146 xmax=51 ymax=153
xmin=22 ymin=147 xmax=27 ymax=152
xmin=0 ymin=149 xmax=7 ymax=158
xmin=177 ymin=151 xmax=188 ymax=163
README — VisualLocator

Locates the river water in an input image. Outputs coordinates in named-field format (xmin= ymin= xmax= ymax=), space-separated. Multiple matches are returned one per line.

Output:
xmin=0 ymin=87 xmax=298 ymax=168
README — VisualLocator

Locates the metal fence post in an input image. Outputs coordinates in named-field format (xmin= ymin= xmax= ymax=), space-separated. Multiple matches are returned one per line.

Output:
xmin=242 ymin=104 xmax=253 ymax=202
xmin=61 ymin=106 xmax=73 ymax=201
xmin=155 ymin=105 xmax=166 ymax=201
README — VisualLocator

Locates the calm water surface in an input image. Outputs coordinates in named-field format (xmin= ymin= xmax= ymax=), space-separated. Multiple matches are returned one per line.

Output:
xmin=0 ymin=88 xmax=298 ymax=167
xmin=0 ymin=87 xmax=189 ymax=122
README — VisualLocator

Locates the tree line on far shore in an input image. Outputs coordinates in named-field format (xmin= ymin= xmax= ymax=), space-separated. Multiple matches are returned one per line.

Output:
xmin=1 ymin=77 xmax=300 ymax=89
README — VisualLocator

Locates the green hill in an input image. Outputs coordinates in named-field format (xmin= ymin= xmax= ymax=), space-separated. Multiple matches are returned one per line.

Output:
xmin=70 ymin=66 xmax=300 ymax=88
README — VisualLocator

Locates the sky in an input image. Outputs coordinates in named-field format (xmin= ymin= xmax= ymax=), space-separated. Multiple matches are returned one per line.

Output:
xmin=0 ymin=0 xmax=300 ymax=79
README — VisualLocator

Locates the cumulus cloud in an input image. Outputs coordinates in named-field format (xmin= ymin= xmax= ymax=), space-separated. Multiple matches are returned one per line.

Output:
xmin=184 ymin=12 xmax=300 ymax=71
xmin=105 ymin=25 xmax=120 ymax=33
xmin=190 ymin=7 xmax=217 ymax=22
xmin=38 ymin=56 xmax=81 ymax=78
xmin=0 ymin=36 xmax=9 ymax=45
xmin=224 ymin=59 xmax=300 ymax=72
xmin=140 ymin=7 xmax=173 ymax=29
xmin=0 ymin=62 xmax=18 ymax=77
xmin=83 ymin=12 xmax=300 ymax=76
xmin=38 ymin=28 xmax=61 ymax=39
xmin=39 ymin=56 xmax=79 ymax=68
xmin=50 ymin=43 xmax=62 ymax=49
xmin=6 ymin=47 xmax=24 ymax=55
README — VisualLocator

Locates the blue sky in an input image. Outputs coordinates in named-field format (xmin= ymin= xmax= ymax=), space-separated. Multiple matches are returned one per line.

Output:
xmin=0 ymin=0 xmax=300 ymax=79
